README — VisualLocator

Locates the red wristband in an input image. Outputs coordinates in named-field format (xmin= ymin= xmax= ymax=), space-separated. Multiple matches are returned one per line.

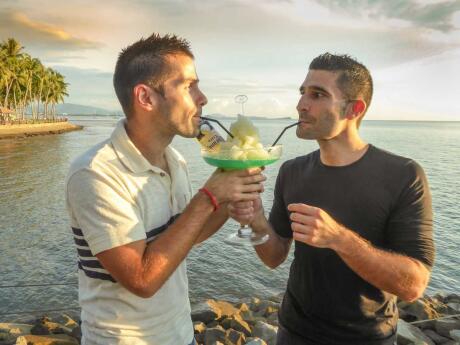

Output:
xmin=199 ymin=187 xmax=219 ymax=211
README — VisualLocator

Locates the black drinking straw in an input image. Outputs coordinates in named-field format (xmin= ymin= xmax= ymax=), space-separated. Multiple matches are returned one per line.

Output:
xmin=271 ymin=121 xmax=301 ymax=147
xmin=200 ymin=116 xmax=234 ymax=138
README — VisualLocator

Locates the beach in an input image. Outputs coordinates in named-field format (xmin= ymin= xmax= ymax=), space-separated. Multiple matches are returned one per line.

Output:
xmin=0 ymin=122 xmax=82 ymax=139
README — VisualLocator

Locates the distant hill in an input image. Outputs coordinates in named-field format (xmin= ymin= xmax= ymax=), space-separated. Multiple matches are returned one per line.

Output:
xmin=206 ymin=113 xmax=294 ymax=120
xmin=56 ymin=103 xmax=122 ymax=116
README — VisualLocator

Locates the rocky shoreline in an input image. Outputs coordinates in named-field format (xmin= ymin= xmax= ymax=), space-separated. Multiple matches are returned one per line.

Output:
xmin=0 ymin=122 xmax=83 ymax=140
xmin=1 ymin=293 xmax=459 ymax=345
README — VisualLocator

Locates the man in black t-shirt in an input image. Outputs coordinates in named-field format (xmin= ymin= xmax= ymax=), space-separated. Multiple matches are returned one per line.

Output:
xmin=229 ymin=53 xmax=434 ymax=345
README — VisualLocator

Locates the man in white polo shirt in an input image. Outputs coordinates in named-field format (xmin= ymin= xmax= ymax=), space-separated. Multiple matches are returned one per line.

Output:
xmin=65 ymin=33 xmax=265 ymax=345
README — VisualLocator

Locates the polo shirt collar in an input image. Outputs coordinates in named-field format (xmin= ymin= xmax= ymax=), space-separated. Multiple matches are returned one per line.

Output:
xmin=111 ymin=119 xmax=182 ymax=175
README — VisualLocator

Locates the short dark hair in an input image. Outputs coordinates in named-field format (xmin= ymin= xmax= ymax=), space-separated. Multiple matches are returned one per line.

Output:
xmin=113 ymin=33 xmax=194 ymax=116
xmin=309 ymin=53 xmax=373 ymax=123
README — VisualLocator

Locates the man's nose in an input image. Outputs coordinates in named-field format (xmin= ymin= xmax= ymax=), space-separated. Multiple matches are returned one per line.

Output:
xmin=296 ymin=96 xmax=309 ymax=113
xmin=197 ymin=89 xmax=208 ymax=107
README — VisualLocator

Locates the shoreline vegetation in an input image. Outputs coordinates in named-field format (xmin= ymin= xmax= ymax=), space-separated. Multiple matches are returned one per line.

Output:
xmin=0 ymin=293 xmax=459 ymax=345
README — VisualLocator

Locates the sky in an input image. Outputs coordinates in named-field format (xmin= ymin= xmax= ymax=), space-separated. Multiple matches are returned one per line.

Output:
xmin=1 ymin=0 xmax=459 ymax=120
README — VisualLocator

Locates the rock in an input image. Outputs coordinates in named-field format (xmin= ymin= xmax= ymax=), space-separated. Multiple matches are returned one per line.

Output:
xmin=245 ymin=337 xmax=268 ymax=345
xmin=30 ymin=324 xmax=50 ymax=336
xmin=266 ymin=312 xmax=278 ymax=326
xmin=194 ymin=321 xmax=207 ymax=334
xmin=220 ymin=318 xmax=232 ymax=330
xmin=226 ymin=329 xmax=246 ymax=345
xmin=251 ymin=321 xmax=278 ymax=345
xmin=207 ymin=321 xmax=220 ymax=329
xmin=0 ymin=323 xmax=33 ymax=345
xmin=397 ymin=319 xmax=435 ymax=345
xmin=15 ymin=334 xmax=79 ymax=345
xmin=240 ymin=310 xmax=254 ymax=323
xmin=0 ymin=332 xmax=16 ymax=345
xmin=0 ymin=324 xmax=32 ymax=337
xmin=192 ymin=300 xmax=223 ymax=324
xmin=221 ymin=315 xmax=251 ymax=336
xmin=245 ymin=298 xmax=261 ymax=312
xmin=253 ymin=300 xmax=278 ymax=315
xmin=423 ymin=329 xmax=450 ymax=344
xmin=31 ymin=317 xmax=70 ymax=336
xmin=195 ymin=333 xmax=205 ymax=344
xmin=450 ymin=329 xmax=460 ymax=342
xmin=204 ymin=326 xmax=226 ymax=345
xmin=434 ymin=319 xmax=460 ymax=338
xmin=48 ymin=315 xmax=79 ymax=330
xmin=446 ymin=294 xmax=460 ymax=304
xmin=400 ymin=299 xmax=439 ymax=322
xmin=447 ymin=302 xmax=460 ymax=313
xmin=268 ymin=292 xmax=284 ymax=304
xmin=214 ymin=301 xmax=240 ymax=319
xmin=69 ymin=327 xmax=81 ymax=343
xmin=235 ymin=303 xmax=249 ymax=313
xmin=192 ymin=300 xmax=240 ymax=325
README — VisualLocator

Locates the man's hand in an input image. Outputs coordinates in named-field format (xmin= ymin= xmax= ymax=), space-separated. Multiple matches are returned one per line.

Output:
xmin=228 ymin=197 xmax=264 ymax=226
xmin=204 ymin=168 xmax=266 ymax=204
xmin=288 ymin=203 xmax=345 ymax=249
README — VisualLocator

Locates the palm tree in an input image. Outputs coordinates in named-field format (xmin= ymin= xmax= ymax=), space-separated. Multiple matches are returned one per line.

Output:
xmin=0 ymin=38 xmax=68 ymax=122
xmin=1 ymin=38 xmax=24 ymax=110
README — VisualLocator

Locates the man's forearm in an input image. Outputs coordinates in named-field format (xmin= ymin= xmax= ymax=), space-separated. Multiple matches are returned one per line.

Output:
xmin=195 ymin=203 xmax=229 ymax=244
xmin=333 ymin=228 xmax=430 ymax=302
xmin=251 ymin=214 xmax=292 ymax=269
xmin=140 ymin=192 xmax=216 ymax=295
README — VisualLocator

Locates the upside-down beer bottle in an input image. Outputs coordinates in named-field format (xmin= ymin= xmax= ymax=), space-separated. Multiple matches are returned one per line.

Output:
xmin=196 ymin=119 xmax=225 ymax=151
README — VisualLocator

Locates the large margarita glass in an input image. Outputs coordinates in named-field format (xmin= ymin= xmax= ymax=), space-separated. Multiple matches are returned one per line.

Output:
xmin=201 ymin=144 xmax=282 ymax=245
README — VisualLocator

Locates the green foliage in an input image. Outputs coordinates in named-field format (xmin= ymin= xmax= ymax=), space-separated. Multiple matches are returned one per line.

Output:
xmin=0 ymin=38 xmax=69 ymax=120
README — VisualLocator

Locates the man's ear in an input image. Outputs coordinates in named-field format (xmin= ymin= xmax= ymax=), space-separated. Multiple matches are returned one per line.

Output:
xmin=346 ymin=100 xmax=366 ymax=120
xmin=133 ymin=84 xmax=158 ymax=112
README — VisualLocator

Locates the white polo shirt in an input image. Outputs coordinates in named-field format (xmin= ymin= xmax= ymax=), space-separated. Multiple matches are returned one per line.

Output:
xmin=65 ymin=119 xmax=194 ymax=345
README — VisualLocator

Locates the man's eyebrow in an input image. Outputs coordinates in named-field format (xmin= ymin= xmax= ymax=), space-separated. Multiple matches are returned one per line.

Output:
xmin=307 ymin=85 xmax=331 ymax=96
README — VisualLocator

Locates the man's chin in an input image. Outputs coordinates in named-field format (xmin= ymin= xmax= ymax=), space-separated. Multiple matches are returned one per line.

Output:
xmin=179 ymin=127 xmax=200 ymax=139
xmin=296 ymin=128 xmax=316 ymax=140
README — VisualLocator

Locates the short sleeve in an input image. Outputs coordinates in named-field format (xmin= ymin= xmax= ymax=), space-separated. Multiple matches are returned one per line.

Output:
xmin=385 ymin=161 xmax=434 ymax=269
xmin=269 ymin=163 xmax=292 ymax=238
xmin=66 ymin=168 xmax=146 ymax=255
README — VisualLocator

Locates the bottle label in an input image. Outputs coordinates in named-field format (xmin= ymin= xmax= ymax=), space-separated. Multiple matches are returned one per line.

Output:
xmin=196 ymin=120 xmax=225 ymax=151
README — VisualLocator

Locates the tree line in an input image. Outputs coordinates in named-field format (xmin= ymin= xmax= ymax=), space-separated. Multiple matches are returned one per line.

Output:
xmin=0 ymin=38 xmax=68 ymax=120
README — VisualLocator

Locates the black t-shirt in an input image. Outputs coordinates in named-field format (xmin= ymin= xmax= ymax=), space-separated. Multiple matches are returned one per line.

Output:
xmin=269 ymin=145 xmax=434 ymax=345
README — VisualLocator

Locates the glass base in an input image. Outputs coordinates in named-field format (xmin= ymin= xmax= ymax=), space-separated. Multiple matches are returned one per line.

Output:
xmin=224 ymin=226 xmax=269 ymax=246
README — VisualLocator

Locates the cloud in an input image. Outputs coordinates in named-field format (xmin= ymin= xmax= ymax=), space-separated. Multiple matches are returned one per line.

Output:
xmin=313 ymin=0 xmax=460 ymax=32
xmin=0 ymin=10 xmax=102 ymax=50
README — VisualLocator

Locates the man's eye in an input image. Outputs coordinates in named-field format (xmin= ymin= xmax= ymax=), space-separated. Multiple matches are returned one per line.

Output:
xmin=312 ymin=92 xmax=324 ymax=99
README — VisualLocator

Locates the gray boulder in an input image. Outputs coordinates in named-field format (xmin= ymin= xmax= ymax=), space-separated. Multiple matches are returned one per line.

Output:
xmin=204 ymin=326 xmax=227 ymax=345
xmin=397 ymin=319 xmax=435 ymax=345
xmin=251 ymin=321 xmax=278 ymax=345
xmin=422 ymin=329 xmax=450 ymax=344
xmin=245 ymin=337 xmax=268 ymax=345
xmin=450 ymin=329 xmax=460 ymax=342
xmin=435 ymin=319 xmax=460 ymax=338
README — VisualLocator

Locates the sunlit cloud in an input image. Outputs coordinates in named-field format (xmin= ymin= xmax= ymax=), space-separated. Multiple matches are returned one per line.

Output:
xmin=0 ymin=10 xmax=102 ymax=50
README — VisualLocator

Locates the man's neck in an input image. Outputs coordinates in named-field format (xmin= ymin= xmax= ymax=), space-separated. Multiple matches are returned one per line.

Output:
xmin=317 ymin=130 xmax=368 ymax=167
xmin=125 ymin=117 xmax=173 ymax=171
